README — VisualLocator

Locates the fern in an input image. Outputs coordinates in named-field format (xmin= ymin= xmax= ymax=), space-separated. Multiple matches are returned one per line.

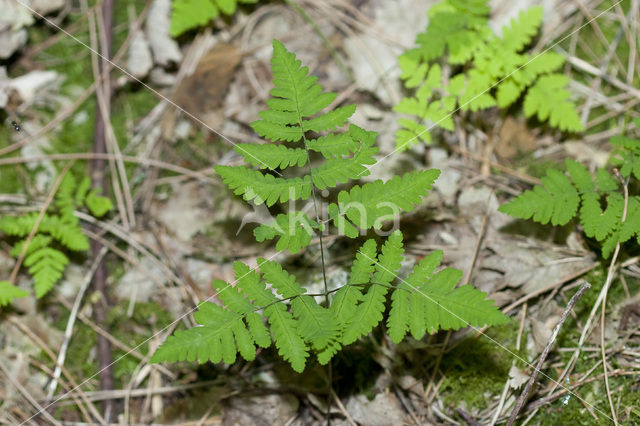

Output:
xmin=0 ymin=173 xmax=112 ymax=302
xmin=499 ymin=132 xmax=640 ymax=257
xmin=0 ymin=280 xmax=30 ymax=306
xmin=151 ymin=39 xmax=508 ymax=372
xmin=395 ymin=0 xmax=583 ymax=150
xmin=170 ymin=0 xmax=258 ymax=37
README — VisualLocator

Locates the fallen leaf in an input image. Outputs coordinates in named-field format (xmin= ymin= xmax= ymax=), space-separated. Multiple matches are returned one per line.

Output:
xmin=174 ymin=43 xmax=242 ymax=119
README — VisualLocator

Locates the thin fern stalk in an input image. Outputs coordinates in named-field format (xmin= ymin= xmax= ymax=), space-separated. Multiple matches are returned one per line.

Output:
xmin=8 ymin=161 xmax=75 ymax=285
xmin=297 ymin=82 xmax=333 ymax=417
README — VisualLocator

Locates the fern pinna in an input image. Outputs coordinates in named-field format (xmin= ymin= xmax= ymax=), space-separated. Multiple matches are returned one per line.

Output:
xmin=150 ymin=40 xmax=508 ymax=372
xmin=394 ymin=0 xmax=583 ymax=150
xmin=0 ymin=172 xmax=112 ymax=305
xmin=170 ymin=0 xmax=258 ymax=37
xmin=499 ymin=131 xmax=640 ymax=258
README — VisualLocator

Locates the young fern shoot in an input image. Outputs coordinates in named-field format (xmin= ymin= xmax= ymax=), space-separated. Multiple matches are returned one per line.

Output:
xmin=151 ymin=40 xmax=508 ymax=372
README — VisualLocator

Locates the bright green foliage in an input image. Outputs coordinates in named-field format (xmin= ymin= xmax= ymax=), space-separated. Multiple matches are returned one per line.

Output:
xmin=254 ymin=213 xmax=321 ymax=254
xmin=170 ymin=0 xmax=258 ymax=37
xmin=0 ymin=173 xmax=112 ymax=301
xmin=151 ymin=231 xmax=507 ymax=372
xmin=395 ymin=0 xmax=583 ymax=150
xmin=151 ymin=40 xmax=507 ymax=372
xmin=0 ymin=280 xmax=30 ymax=306
xmin=499 ymin=133 xmax=640 ymax=258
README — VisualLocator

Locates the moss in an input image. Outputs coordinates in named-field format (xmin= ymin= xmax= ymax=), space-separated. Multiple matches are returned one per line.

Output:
xmin=106 ymin=301 xmax=174 ymax=384
xmin=439 ymin=320 xmax=522 ymax=411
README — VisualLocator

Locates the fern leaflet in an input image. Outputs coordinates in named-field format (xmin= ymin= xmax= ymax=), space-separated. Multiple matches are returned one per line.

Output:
xmin=0 ymin=280 xmax=30 ymax=306
xmin=170 ymin=0 xmax=258 ymax=37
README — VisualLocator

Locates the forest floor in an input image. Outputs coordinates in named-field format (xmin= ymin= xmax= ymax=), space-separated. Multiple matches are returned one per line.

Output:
xmin=0 ymin=0 xmax=639 ymax=424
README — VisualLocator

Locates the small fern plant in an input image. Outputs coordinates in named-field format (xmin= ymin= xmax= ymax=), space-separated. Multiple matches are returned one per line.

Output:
xmin=395 ymin=0 xmax=583 ymax=150
xmin=150 ymin=40 xmax=508 ymax=373
xmin=170 ymin=0 xmax=258 ymax=37
xmin=498 ymin=129 xmax=640 ymax=258
xmin=0 ymin=172 xmax=112 ymax=305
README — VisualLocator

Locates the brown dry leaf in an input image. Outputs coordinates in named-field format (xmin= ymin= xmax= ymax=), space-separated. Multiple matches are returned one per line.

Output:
xmin=174 ymin=43 xmax=242 ymax=122
xmin=496 ymin=116 xmax=536 ymax=160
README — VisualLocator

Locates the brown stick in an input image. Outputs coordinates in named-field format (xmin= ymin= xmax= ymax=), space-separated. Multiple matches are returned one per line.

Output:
xmin=89 ymin=0 xmax=115 ymax=421
xmin=506 ymin=281 xmax=591 ymax=426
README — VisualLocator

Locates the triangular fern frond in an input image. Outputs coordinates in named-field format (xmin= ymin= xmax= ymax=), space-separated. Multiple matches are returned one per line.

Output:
xmin=396 ymin=0 xmax=582 ymax=147
xmin=501 ymin=136 xmax=640 ymax=258
xmin=152 ymin=38 xmax=508 ymax=373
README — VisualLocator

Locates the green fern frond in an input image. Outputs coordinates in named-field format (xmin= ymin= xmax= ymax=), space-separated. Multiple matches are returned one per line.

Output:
xmin=0 ymin=281 xmax=30 ymax=306
xmin=254 ymin=213 xmax=320 ymax=254
xmin=260 ymin=259 xmax=340 ymax=357
xmin=619 ymin=197 xmax=640 ymax=246
xmin=498 ymin=167 xmax=579 ymax=226
xmin=0 ymin=173 xmax=111 ymax=301
xmin=388 ymin=250 xmax=442 ymax=342
xmin=397 ymin=0 xmax=582 ymax=147
xmin=170 ymin=0 xmax=258 ymax=37
xmin=9 ymin=235 xmax=53 ymax=256
xmin=610 ymin=135 xmax=640 ymax=179
xmin=214 ymin=166 xmax=312 ymax=206
xmin=0 ymin=214 xmax=89 ymax=251
xmin=152 ymin=38 xmax=508 ymax=373
xmin=150 ymin=301 xmax=245 ymax=363
xmin=85 ymin=189 xmax=113 ymax=217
